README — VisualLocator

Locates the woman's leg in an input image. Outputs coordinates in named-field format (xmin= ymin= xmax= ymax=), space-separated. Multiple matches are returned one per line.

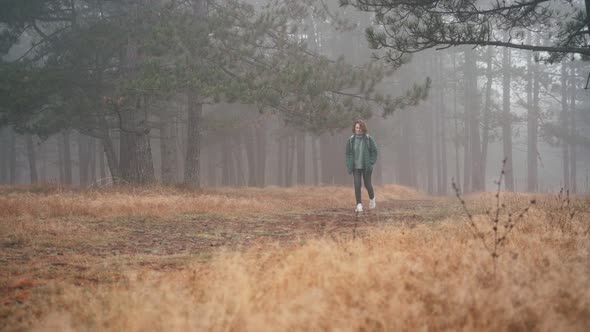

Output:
xmin=353 ymin=169 xmax=363 ymax=204
xmin=363 ymin=169 xmax=375 ymax=200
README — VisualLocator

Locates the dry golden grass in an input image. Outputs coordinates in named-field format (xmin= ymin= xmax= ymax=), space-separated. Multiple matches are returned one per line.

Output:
xmin=1 ymin=185 xmax=589 ymax=331
xmin=0 ymin=184 xmax=424 ymax=220
xmin=30 ymin=216 xmax=590 ymax=331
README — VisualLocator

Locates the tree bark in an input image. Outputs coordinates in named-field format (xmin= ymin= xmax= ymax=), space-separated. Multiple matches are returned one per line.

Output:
xmin=9 ymin=130 xmax=17 ymax=184
xmin=78 ymin=132 xmax=90 ymax=186
xmin=311 ymin=136 xmax=320 ymax=185
xmin=569 ymin=62 xmax=577 ymax=193
xmin=452 ymin=51 xmax=461 ymax=190
xmin=480 ymin=46 xmax=494 ymax=191
xmin=561 ymin=63 xmax=570 ymax=190
xmin=438 ymin=53 xmax=448 ymax=195
xmin=245 ymin=127 xmax=257 ymax=186
xmin=286 ymin=135 xmax=295 ymax=187
xmin=98 ymin=140 xmax=107 ymax=180
xmin=278 ymin=136 xmax=285 ymax=186
xmin=0 ymin=127 xmax=8 ymax=184
xmin=159 ymin=112 xmax=177 ymax=184
xmin=99 ymin=116 xmax=120 ymax=181
xmin=185 ymin=93 xmax=203 ymax=187
xmin=221 ymin=136 xmax=232 ymax=186
xmin=25 ymin=134 xmax=38 ymax=184
xmin=255 ymin=120 xmax=267 ymax=187
xmin=400 ymin=106 xmax=417 ymax=188
xmin=320 ymin=134 xmax=331 ymax=185
xmin=206 ymin=143 xmax=217 ymax=186
xmin=465 ymin=49 xmax=483 ymax=192
xmin=296 ymin=132 xmax=306 ymax=185
xmin=119 ymin=101 xmax=155 ymax=185
xmin=527 ymin=44 xmax=539 ymax=192
xmin=184 ymin=0 xmax=208 ymax=187
xmin=233 ymin=133 xmax=245 ymax=186
xmin=502 ymin=47 xmax=515 ymax=191
xmin=62 ymin=130 xmax=72 ymax=185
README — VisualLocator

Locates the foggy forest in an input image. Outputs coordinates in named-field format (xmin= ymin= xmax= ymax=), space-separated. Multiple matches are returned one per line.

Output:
xmin=1 ymin=0 xmax=588 ymax=193
xmin=1 ymin=1 xmax=590 ymax=331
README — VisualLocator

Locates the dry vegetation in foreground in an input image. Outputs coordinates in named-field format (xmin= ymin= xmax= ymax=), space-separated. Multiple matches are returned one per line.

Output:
xmin=0 ymin=184 xmax=423 ymax=219
xmin=1 ymin=184 xmax=589 ymax=331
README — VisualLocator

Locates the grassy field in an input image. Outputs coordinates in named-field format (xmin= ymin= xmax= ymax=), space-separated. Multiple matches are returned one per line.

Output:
xmin=1 ymin=184 xmax=589 ymax=331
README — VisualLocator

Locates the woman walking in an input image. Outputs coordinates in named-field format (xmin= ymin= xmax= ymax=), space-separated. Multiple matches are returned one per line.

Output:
xmin=345 ymin=120 xmax=378 ymax=213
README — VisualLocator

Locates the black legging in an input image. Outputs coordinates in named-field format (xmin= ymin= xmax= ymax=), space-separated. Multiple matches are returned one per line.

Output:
xmin=353 ymin=169 xmax=374 ymax=204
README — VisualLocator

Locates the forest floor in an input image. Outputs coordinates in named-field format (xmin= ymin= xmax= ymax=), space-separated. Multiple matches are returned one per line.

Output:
xmin=0 ymin=185 xmax=589 ymax=331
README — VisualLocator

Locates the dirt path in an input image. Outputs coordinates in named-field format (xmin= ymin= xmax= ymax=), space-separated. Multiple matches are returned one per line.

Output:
xmin=80 ymin=198 xmax=447 ymax=256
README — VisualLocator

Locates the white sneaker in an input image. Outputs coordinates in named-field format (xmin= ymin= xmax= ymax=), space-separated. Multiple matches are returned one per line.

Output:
xmin=355 ymin=203 xmax=363 ymax=213
xmin=369 ymin=198 xmax=376 ymax=209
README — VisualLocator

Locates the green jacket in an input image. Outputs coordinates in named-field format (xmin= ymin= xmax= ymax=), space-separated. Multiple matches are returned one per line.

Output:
xmin=345 ymin=134 xmax=378 ymax=174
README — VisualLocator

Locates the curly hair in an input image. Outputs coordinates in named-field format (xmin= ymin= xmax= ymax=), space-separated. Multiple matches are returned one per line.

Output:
xmin=352 ymin=120 xmax=369 ymax=134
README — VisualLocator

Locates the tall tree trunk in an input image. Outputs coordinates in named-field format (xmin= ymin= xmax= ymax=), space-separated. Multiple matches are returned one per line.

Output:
xmin=175 ymin=111 xmax=186 ymax=180
xmin=185 ymin=93 xmax=203 ymax=187
xmin=422 ymin=89 xmax=436 ymax=195
xmin=501 ymin=47 xmax=515 ymax=191
xmin=159 ymin=112 xmax=177 ymax=184
xmin=373 ymin=155 xmax=383 ymax=185
xmin=99 ymin=116 xmax=120 ymax=181
xmin=465 ymin=49 xmax=483 ymax=192
xmin=527 ymin=46 xmax=539 ymax=192
xmin=561 ymin=63 xmax=570 ymax=190
xmin=438 ymin=53 xmax=448 ymax=195
xmin=9 ymin=130 xmax=17 ymax=184
xmin=465 ymin=49 xmax=485 ymax=191
xmin=434 ymin=59 xmax=442 ymax=193
xmin=400 ymin=107 xmax=417 ymax=188
xmin=286 ymin=135 xmax=295 ymax=187
xmin=425 ymin=57 xmax=435 ymax=194
xmin=426 ymin=102 xmax=435 ymax=194
xmin=221 ymin=136 xmax=233 ymax=186
xmin=62 ymin=130 xmax=72 ymax=185
xmin=0 ymin=127 xmax=8 ymax=184
xmin=296 ymin=132 xmax=306 ymax=185
xmin=78 ymin=132 xmax=90 ymax=186
xmin=40 ymin=141 xmax=47 ymax=182
xmin=278 ymin=136 xmax=286 ymax=186
xmin=452 ymin=51 xmax=462 ymax=190
xmin=311 ymin=136 xmax=320 ymax=185
xmin=233 ymin=133 xmax=245 ymax=186
xmin=119 ymin=101 xmax=155 ymax=184
xmin=206 ymin=143 xmax=217 ymax=186
xmin=98 ymin=140 xmax=107 ymax=180
xmin=320 ymin=134 xmax=332 ymax=185
xmin=335 ymin=133 xmax=349 ymax=185
xmin=185 ymin=0 xmax=208 ymax=187
xmin=57 ymin=134 xmax=64 ymax=182
xmin=255 ymin=120 xmax=267 ymax=187
xmin=119 ymin=6 xmax=155 ymax=185
xmin=88 ymin=137 xmax=96 ymax=184
xmin=25 ymin=134 xmax=38 ymax=184
xmin=569 ymin=62 xmax=577 ymax=193
xmin=480 ymin=46 xmax=494 ymax=191
xmin=245 ymin=127 xmax=257 ymax=186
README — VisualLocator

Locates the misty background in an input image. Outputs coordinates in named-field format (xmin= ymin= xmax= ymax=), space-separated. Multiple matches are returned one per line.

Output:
xmin=1 ymin=0 xmax=589 ymax=194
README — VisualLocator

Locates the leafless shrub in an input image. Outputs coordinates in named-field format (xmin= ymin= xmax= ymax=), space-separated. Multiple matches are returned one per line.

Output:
xmin=545 ymin=188 xmax=579 ymax=234
xmin=452 ymin=158 xmax=535 ymax=276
